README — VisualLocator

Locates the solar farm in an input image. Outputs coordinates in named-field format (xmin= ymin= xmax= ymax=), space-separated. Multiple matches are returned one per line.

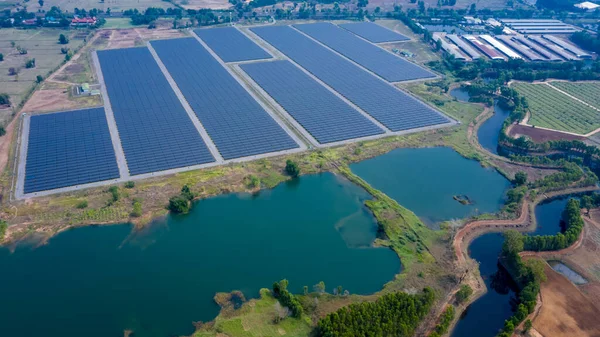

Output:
xmin=15 ymin=22 xmax=455 ymax=198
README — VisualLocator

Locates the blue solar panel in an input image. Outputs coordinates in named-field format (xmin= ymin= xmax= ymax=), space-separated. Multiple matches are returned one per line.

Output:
xmin=24 ymin=108 xmax=120 ymax=193
xmin=195 ymin=27 xmax=272 ymax=63
xmin=150 ymin=38 xmax=299 ymax=159
xmin=293 ymin=23 xmax=435 ymax=82
xmin=241 ymin=60 xmax=384 ymax=144
xmin=252 ymin=26 xmax=450 ymax=132
xmin=338 ymin=22 xmax=410 ymax=43
xmin=97 ymin=47 xmax=215 ymax=175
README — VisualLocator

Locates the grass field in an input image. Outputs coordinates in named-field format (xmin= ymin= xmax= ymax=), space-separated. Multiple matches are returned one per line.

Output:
xmin=0 ymin=28 xmax=88 ymax=108
xmin=550 ymin=81 xmax=600 ymax=110
xmin=102 ymin=18 xmax=138 ymax=29
xmin=513 ymin=82 xmax=600 ymax=135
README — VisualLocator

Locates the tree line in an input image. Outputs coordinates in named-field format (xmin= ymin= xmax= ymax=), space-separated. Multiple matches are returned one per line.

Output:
xmin=272 ymin=279 xmax=303 ymax=318
xmin=317 ymin=288 xmax=435 ymax=337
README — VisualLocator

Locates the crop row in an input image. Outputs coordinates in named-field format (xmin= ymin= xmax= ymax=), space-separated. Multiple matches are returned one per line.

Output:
xmin=550 ymin=81 xmax=600 ymax=110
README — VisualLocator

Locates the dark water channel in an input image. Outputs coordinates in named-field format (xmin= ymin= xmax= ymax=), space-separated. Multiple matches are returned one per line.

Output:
xmin=452 ymin=196 xmax=577 ymax=337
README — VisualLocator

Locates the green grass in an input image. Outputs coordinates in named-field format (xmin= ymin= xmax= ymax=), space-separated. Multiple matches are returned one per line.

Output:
xmin=102 ymin=18 xmax=138 ymax=29
xmin=193 ymin=289 xmax=312 ymax=337
xmin=513 ymin=82 xmax=600 ymax=134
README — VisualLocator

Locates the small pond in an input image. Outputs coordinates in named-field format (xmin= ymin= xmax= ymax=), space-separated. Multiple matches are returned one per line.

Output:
xmin=449 ymin=87 xmax=470 ymax=103
xmin=548 ymin=261 xmax=588 ymax=285
xmin=350 ymin=147 xmax=511 ymax=226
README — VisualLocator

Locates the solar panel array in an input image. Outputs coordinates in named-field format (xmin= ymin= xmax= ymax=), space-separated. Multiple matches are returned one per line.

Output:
xmin=293 ymin=23 xmax=435 ymax=82
xmin=195 ymin=27 xmax=272 ymax=63
xmin=252 ymin=26 xmax=450 ymax=132
xmin=97 ymin=47 xmax=215 ymax=175
xmin=150 ymin=38 xmax=299 ymax=159
xmin=24 ymin=108 xmax=120 ymax=193
xmin=338 ymin=22 xmax=410 ymax=43
xmin=241 ymin=60 xmax=384 ymax=144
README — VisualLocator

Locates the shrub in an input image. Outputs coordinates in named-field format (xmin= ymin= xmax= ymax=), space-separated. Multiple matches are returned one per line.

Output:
xmin=0 ymin=53 xmax=3 ymax=61
xmin=8 ymin=67 xmax=18 ymax=76
xmin=58 ymin=33 xmax=69 ymax=44
xmin=131 ymin=201 xmax=142 ymax=217
xmin=0 ymin=127 xmax=5 ymax=137
xmin=108 ymin=186 xmax=120 ymax=203
xmin=76 ymin=200 xmax=88 ymax=209
xmin=180 ymin=185 xmax=194 ymax=200
xmin=455 ymin=284 xmax=473 ymax=304
xmin=124 ymin=181 xmax=135 ymax=189
xmin=513 ymin=171 xmax=527 ymax=186
xmin=0 ymin=93 xmax=10 ymax=106
xmin=60 ymin=47 xmax=69 ymax=54
xmin=0 ymin=220 xmax=7 ymax=240
xmin=285 ymin=159 xmax=300 ymax=178
xmin=36 ymin=75 xmax=43 ymax=83
xmin=168 ymin=195 xmax=190 ymax=213
xmin=25 ymin=58 xmax=35 ymax=68
xmin=246 ymin=175 xmax=260 ymax=188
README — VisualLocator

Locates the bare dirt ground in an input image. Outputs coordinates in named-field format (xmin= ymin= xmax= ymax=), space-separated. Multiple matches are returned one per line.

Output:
xmin=531 ymin=263 xmax=600 ymax=337
xmin=0 ymin=117 xmax=17 ymax=174
xmin=97 ymin=26 xmax=186 ymax=50
xmin=508 ymin=124 xmax=586 ymax=143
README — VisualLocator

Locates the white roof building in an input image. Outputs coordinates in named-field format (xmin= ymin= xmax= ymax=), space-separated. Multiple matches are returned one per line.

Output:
xmin=575 ymin=1 xmax=600 ymax=10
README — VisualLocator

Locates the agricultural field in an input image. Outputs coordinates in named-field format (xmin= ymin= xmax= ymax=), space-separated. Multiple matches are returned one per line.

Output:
xmin=0 ymin=28 xmax=88 ymax=109
xmin=9 ymin=0 xmax=172 ymax=13
xmin=550 ymin=81 xmax=600 ymax=110
xmin=513 ymin=82 xmax=600 ymax=135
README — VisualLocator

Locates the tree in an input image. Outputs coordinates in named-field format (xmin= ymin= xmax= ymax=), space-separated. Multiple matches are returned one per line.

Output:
xmin=131 ymin=201 xmax=142 ymax=217
xmin=357 ymin=0 xmax=368 ymax=7
xmin=455 ymin=284 xmax=472 ymax=304
xmin=314 ymin=281 xmax=325 ymax=293
xmin=514 ymin=171 xmax=527 ymax=186
xmin=25 ymin=58 xmax=35 ymax=68
xmin=581 ymin=195 xmax=594 ymax=214
xmin=525 ymin=259 xmax=547 ymax=284
xmin=58 ymin=33 xmax=69 ymax=45
xmin=168 ymin=195 xmax=190 ymax=213
xmin=524 ymin=319 xmax=532 ymax=333
xmin=285 ymin=159 xmax=300 ymax=178
xmin=108 ymin=186 xmax=120 ymax=204
xmin=0 ymin=53 xmax=3 ymax=61
xmin=0 ymin=220 xmax=7 ymax=240
xmin=36 ymin=75 xmax=43 ymax=83
xmin=38 ymin=0 xmax=44 ymax=6
xmin=0 ymin=93 xmax=10 ymax=105
xmin=468 ymin=3 xmax=476 ymax=14
xmin=106 ymin=8 xmax=111 ymax=15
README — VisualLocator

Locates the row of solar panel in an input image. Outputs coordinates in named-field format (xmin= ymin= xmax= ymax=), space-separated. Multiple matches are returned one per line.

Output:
xmin=24 ymin=108 xmax=121 ymax=194
xmin=293 ymin=23 xmax=434 ymax=82
xmin=241 ymin=60 xmax=384 ymax=144
xmin=97 ymin=47 xmax=216 ymax=176
xmin=150 ymin=37 xmax=299 ymax=160
xmin=197 ymin=23 xmax=410 ymax=63
xmin=251 ymin=26 xmax=450 ymax=132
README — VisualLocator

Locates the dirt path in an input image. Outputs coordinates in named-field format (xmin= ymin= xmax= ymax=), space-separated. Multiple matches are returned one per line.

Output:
xmin=0 ymin=117 xmax=18 ymax=174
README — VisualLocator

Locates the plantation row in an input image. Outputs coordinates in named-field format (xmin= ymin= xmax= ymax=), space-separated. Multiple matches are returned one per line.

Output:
xmin=550 ymin=81 xmax=600 ymax=112
xmin=513 ymin=83 xmax=600 ymax=134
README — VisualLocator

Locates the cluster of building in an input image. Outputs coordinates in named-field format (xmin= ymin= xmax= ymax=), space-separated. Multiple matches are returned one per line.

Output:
xmin=434 ymin=19 xmax=591 ymax=62
xmin=20 ymin=16 xmax=97 ymax=27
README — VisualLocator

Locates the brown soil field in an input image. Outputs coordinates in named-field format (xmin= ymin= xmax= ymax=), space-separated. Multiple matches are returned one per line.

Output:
xmin=98 ymin=26 xmax=186 ymax=50
xmin=176 ymin=0 xmax=231 ymax=10
xmin=509 ymin=124 xmax=586 ymax=143
xmin=532 ymin=262 xmax=600 ymax=337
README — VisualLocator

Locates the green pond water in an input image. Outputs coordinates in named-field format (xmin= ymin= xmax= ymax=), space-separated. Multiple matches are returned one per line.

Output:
xmin=0 ymin=173 xmax=399 ymax=337
xmin=351 ymin=147 xmax=511 ymax=226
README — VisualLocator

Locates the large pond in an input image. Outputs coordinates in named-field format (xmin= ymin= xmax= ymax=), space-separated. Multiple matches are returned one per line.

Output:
xmin=350 ymin=147 xmax=511 ymax=226
xmin=452 ymin=196 xmax=577 ymax=336
xmin=0 ymin=173 xmax=399 ymax=337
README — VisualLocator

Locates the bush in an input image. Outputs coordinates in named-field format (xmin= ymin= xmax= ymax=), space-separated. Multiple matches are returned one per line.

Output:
xmin=0 ymin=53 xmax=3 ymax=61
xmin=108 ymin=186 xmax=120 ymax=204
xmin=0 ymin=127 xmax=5 ymax=137
xmin=8 ymin=67 xmax=18 ymax=76
xmin=180 ymin=185 xmax=194 ymax=200
xmin=455 ymin=285 xmax=473 ymax=304
xmin=285 ymin=159 xmax=300 ymax=178
xmin=0 ymin=93 xmax=9 ymax=106
xmin=58 ymin=33 xmax=69 ymax=44
xmin=168 ymin=195 xmax=190 ymax=213
xmin=25 ymin=58 xmax=35 ymax=68
xmin=0 ymin=220 xmax=7 ymax=240
xmin=246 ymin=175 xmax=260 ymax=188
xmin=124 ymin=181 xmax=135 ymax=189
xmin=131 ymin=201 xmax=142 ymax=217
xmin=513 ymin=171 xmax=527 ymax=186
xmin=60 ymin=47 xmax=69 ymax=54
xmin=429 ymin=305 xmax=455 ymax=337
xmin=36 ymin=75 xmax=43 ymax=83
xmin=75 ymin=200 xmax=88 ymax=209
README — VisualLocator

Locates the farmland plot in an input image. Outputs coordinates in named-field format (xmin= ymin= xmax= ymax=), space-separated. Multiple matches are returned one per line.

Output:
xmin=513 ymin=83 xmax=600 ymax=135
xmin=550 ymin=82 xmax=600 ymax=110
